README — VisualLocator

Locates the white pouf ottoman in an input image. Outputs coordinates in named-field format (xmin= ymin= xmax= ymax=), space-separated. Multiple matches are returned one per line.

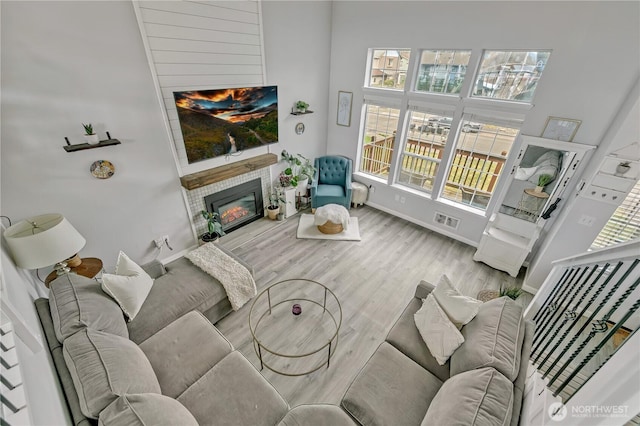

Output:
xmin=351 ymin=182 xmax=368 ymax=207
xmin=314 ymin=204 xmax=350 ymax=234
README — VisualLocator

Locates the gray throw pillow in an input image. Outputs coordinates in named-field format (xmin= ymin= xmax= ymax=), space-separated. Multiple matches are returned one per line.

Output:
xmin=63 ymin=329 xmax=161 ymax=419
xmin=49 ymin=273 xmax=128 ymax=343
xmin=422 ymin=367 xmax=514 ymax=426
xmin=98 ymin=394 xmax=198 ymax=426
xmin=450 ymin=296 xmax=525 ymax=381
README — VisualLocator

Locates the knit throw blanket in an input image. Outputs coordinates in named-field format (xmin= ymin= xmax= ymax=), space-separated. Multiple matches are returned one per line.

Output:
xmin=185 ymin=243 xmax=257 ymax=311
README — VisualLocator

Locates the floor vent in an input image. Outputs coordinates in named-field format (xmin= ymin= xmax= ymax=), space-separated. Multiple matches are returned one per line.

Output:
xmin=434 ymin=212 xmax=460 ymax=230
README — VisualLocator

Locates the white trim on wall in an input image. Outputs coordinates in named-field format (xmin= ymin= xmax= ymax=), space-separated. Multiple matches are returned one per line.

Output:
xmin=132 ymin=0 xmax=268 ymax=177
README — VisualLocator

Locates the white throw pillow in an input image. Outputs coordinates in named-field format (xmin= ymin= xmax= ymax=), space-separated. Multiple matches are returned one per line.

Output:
xmin=432 ymin=275 xmax=482 ymax=329
xmin=101 ymin=251 xmax=154 ymax=321
xmin=414 ymin=294 xmax=465 ymax=365
xmin=514 ymin=166 xmax=537 ymax=181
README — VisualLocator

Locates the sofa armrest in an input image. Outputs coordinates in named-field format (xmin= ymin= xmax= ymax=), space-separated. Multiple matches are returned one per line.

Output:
xmin=415 ymin=280 xmax=435 ymax=300
xmin=138 ymin=311 xmax=233 ymax=399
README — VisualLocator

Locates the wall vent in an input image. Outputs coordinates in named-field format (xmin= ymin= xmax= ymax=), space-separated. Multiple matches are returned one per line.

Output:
xmin=434 ymin=212 xmax=460 ymax=230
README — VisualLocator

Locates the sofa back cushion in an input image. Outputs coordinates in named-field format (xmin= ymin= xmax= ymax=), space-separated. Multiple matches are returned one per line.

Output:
xmin=450 ymin=296 xmax=525 ymax=381
xmin=49 ymin=273 xmax=129 ymax=343
xmin=422 ymin=367 xmax=513 ymax=426
xmin=98 ymin=394 xmax=197 ymax=426
xmin=63 ymin=328 xmax=161 ymax=419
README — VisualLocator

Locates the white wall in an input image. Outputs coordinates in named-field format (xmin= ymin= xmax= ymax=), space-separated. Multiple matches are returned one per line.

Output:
xmin=261 ymin=0 xmax=333 ymax=181
xmin=325 ymin=1 xmax=640 ymax=249
xmin=1 ymin=1 xmax=194 ymax=273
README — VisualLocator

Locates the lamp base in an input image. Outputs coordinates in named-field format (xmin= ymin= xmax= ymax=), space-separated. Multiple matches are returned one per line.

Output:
xmin=65 ymin=254 xmax=82 ymax=268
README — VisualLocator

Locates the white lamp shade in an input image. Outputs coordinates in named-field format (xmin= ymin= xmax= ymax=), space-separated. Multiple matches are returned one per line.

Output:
xmin=4 ymin=213 xmax=86 ymax=269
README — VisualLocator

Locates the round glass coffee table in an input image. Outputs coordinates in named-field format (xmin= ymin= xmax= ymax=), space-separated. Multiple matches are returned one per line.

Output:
xmin=249 ymin=279 xmax=342 ymax=376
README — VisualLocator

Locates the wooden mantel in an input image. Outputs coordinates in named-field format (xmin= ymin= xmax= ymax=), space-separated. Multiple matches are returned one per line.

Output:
xmin=180 ymin=153 xmax=277 ymax=190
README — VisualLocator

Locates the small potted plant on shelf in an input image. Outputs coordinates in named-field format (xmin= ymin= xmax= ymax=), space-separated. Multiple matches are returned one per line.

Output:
xmin=200 ymin=210 xmax=225 ymax=242
xmin=616 ymin=161 xmax=631 ymax=176
xmin=82 ymin=123 xmax=100 ymax=145
xmin=295 ymin=101 xmax=309 ymax=114
xmin=535 ymin=174 xmax=553 ymax=193
xmin=281 ymin=150 xmax=316 ymax=195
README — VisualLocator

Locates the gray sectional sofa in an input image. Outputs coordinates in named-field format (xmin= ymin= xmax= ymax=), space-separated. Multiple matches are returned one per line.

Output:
xmin=35 ymin=248 xmax=531 ymax=426
xmin=341 ymin=281 xmax=534 ymax=426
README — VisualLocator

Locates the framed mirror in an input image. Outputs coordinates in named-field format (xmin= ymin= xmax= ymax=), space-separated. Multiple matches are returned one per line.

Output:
xmin=497 ymin=136 xmax=594 ymax=224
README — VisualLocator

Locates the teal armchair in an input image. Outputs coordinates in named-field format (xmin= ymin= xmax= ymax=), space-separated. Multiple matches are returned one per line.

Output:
xmin=311 ymin=156 xmax=352 ymax=209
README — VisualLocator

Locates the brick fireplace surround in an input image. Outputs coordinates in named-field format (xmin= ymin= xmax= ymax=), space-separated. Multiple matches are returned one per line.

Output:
xmin=182 ymin=154 xmax=277 ymax=239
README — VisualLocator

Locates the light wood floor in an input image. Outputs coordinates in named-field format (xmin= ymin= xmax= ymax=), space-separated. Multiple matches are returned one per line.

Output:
xmin=215 ymin=205 xmax=530 ymax=407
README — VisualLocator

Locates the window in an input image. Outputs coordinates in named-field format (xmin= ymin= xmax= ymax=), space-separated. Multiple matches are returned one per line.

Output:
xmin=368 ymin=49 xmax=411 ymax=90
xmin=441 ymin=118 xmax=519 ymax=210
xmin=359 ymin=104 xmax=400 ymax=178
xmin=472 ymin=50 xmax=551 ymax=102
xmin=591 ymin=180 xmax=640 ymax=249
xmin=397 ymin=111 xmax=453 ymax=192
xmin=358 ymin=47 xmax=548 ymax=216
xmin=416 ymin=50 xmax=471 ymax=95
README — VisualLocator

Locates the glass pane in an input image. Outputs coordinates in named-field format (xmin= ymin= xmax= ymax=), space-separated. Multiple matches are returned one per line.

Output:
xmin=397 ymin=111 xmax=453 ymax=192
xmin=591 ymin=180 xmax=640 ymax=249
xmin=441 ymin=120 xmax=519 ymax=210
xmin=416 ymin=50 xmax=471 ymax=94
xmin=368 ymin=49 xmax=411 ymax=90
xmin=473 ymin=50 xmax=551 ymax=102
xmin=359 ymin=104 xmax=400 ymax=178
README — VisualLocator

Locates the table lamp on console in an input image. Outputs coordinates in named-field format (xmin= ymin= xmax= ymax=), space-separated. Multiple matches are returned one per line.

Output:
xmin=4 ymin=213 xmax=86 ymax=279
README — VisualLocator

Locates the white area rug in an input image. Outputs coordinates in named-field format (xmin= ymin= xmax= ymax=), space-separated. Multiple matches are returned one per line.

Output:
xmin=296 ymin=214 xmax=361 ymax=241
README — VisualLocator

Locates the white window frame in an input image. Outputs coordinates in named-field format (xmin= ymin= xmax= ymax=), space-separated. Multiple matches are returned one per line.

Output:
xmin=358 ymin=47 xmax=548 ymax=216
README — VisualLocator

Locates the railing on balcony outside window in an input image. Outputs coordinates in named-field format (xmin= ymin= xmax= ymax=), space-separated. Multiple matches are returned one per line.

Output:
xmin=361 ymin=137 xmax=506 ymax=196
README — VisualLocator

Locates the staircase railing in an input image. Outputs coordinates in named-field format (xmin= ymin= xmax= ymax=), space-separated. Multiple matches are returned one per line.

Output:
xmin=523 ymin=240 xmax=640 ymax=425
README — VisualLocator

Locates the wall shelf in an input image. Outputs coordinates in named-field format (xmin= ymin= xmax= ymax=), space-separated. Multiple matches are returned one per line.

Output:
xmin=63 ymin=138 xmax=121 ymax=152
xmin=290 ymin=110 xmax=313 ymax=116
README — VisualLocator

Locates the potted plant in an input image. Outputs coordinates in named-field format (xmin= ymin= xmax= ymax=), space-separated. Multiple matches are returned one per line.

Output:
xmin=295 ymin=100 xmax=309 ymax=113
xmin=535 ymin=174 xmax=553 ymax=192
xmin=499 ymin=287 xmax=522 ymax=301
xmin=281 ymin=150 xmax=316 ymax=194
xmin=616 ymin=161 xmax=631 ymax=176
xmin=200 ymin=210 xmax=225 ymax=242
xmin=267 ymin=190 xmax=285 ymax=220
xmin=82 ymin=123 xmax=100 ymax=145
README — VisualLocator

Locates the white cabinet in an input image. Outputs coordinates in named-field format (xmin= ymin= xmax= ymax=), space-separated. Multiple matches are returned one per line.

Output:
xmin=474 ymin=213 xmax=542 ymax=277
xmin=283 ymin=187 xmax=297 ymax=218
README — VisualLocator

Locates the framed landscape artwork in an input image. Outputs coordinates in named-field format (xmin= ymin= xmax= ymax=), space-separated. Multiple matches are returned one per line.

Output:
xmin=174 ymin=86 xmax=279 ymax=163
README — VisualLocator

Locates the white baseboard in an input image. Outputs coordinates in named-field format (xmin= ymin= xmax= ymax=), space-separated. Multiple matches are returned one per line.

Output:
xmin=521 ymin=283 xmax=539 ymax=295
xmin=158 ymin=246 xmax=196 ymax=265
xmin=364 ymin=202 xmax=478 ymax=248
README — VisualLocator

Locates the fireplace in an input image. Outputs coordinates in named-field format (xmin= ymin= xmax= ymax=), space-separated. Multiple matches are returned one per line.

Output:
xmin=204 ymin=178 xmax=264 ymax=233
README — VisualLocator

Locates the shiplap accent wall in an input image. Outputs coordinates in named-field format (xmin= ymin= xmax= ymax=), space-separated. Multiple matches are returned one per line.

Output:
xmin=133 ymin=1 xmax=266 ymax=175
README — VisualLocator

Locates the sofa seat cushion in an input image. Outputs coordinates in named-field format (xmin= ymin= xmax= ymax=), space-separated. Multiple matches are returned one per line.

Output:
xmin=98 ymin=394 xmax=198 ymax=426
xmin=422 ymin=367 xmax=514 ymax=426
xmin=316 ymin=184 xmax=346 ymax=198
xmin=341 ymin=342 xmax=443 ymax=426
xmin=138 ymin=311 xmax=233 ymax=398
xmin=49 ymin=273 xmax=128 ymax=343
xmin=177 ymin=351 xmax=289 ymax=426
xmin=386 ymin=298 xmax=451 ymax=382
xmin=278 ymin=404 xmax=356 ymax=426
xmin=63 ymin=329 xmax=161 ymax=419
xmin=450 ymin=296 xmax=525 ymax=381
xmin=127 ymin=257 xmax=231 ymax=344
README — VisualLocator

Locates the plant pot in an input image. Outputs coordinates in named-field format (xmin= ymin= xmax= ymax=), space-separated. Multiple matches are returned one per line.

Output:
xmin=616 ymin=164 xmax=631 ymax=176
xmin=267 ymin=206 xmax=279 ymax=220
xmin=201 ymin=233 xmax=219 ymax=243
xmin=534 ymin=186 xmax=544 ymax=193
xmin=295 ymin=177 xmax=308 ymax=195
xmin=84 ymin=134 xmax=100 ymax=145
